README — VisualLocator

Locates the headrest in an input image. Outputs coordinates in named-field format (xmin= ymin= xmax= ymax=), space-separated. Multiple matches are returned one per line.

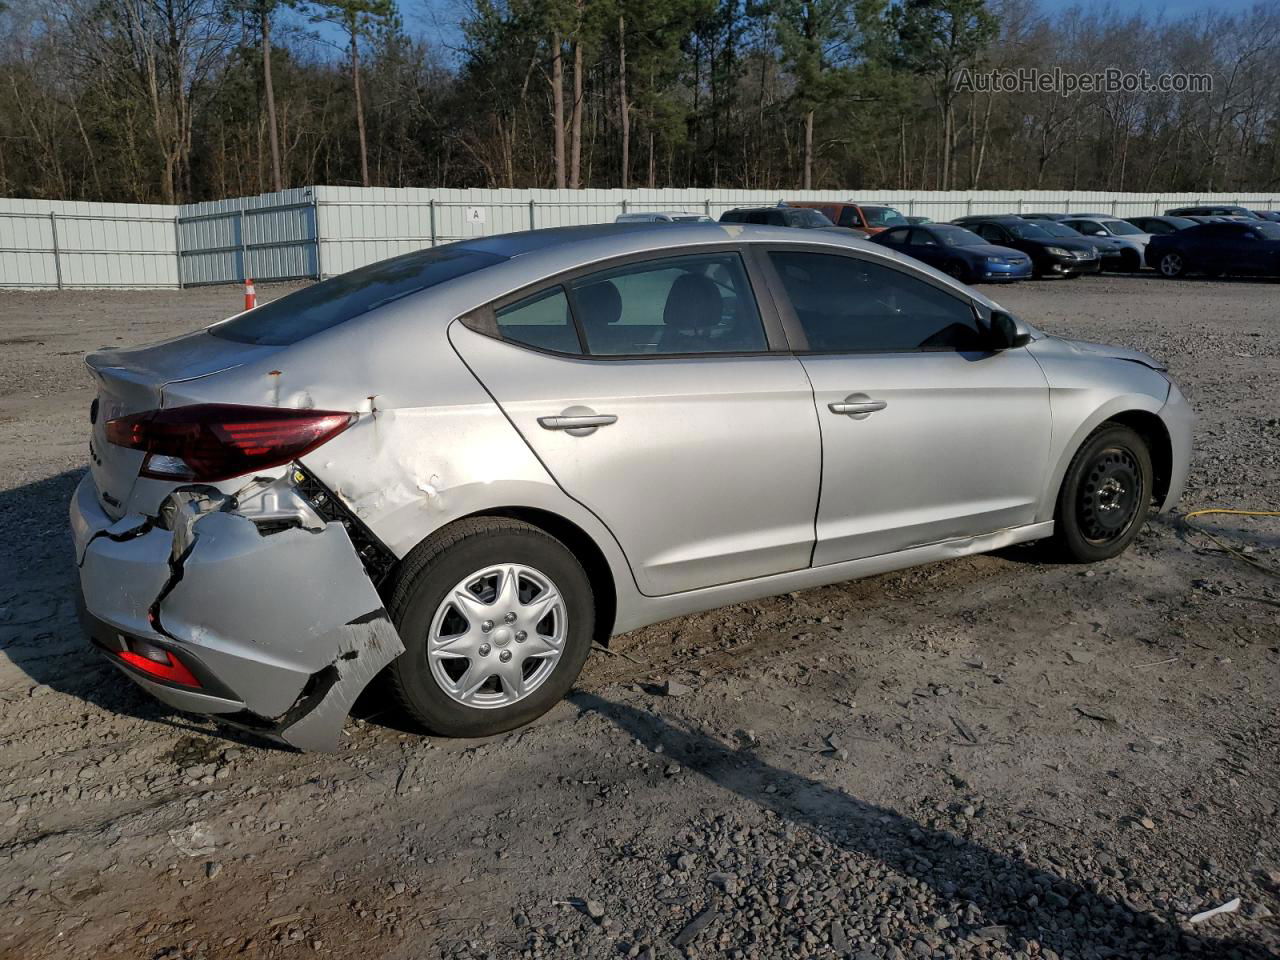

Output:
xmin=576 ymin=280 xmax=622 ymax=328
xmin=662 ymin=273 xmax=721 ymax=333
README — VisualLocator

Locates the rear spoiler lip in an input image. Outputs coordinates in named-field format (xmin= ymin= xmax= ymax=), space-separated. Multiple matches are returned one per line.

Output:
xmin=84 ymin=348 xmax=247 ymax=408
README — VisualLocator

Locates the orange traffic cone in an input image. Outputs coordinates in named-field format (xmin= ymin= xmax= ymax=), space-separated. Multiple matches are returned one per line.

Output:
xmin=244 ymin=277 xmax=257 ymax=311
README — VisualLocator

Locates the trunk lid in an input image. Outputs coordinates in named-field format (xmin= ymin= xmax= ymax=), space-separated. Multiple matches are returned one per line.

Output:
xmin=85 ymin=330 xmax=281 ymax=518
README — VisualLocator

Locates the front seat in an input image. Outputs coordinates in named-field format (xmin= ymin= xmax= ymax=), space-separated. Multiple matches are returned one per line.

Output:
xmin=659 ymin=273 xmax=722 ymax=353
xmin=575 ymin=280 xmax=623 ymax=352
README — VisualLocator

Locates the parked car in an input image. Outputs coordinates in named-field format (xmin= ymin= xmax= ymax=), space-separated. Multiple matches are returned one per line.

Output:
xmin=1124 ymin=215 xmax=1197 ymax=235
xmin=872 ymin=223 xmax=1032 ymax=283
xmin=785 ymin=200 xmax=909 ymax=234
xmin=719 ymin=206 xmax=868 ymax=237
xmin=1060 ymin=217 xmax=1151 ymax=271
xmin=71 ymin=222 xmax=1191 ymax=749
xmin=1251 ymin=210 xmax=1280 ymax=223
xmin=1145 ymin=220 xmax=1280 ymax=278
xmin=952 ymin=216 xmax=1101 ymax=278
xmin=1034 ymin=220 xmax=1133 ymax=272
xmin=1165 ymin=205 xmax=1261 ymax=220
xmin=1021 ymin=213 xmax=1070 ymax=222
xmin=904 ymin=215 xmax=933 ymax=224
xmin=616 ymin=211 xmax=713 ymax=223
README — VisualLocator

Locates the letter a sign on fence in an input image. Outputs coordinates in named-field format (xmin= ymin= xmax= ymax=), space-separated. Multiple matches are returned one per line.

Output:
xmin=465 ymin=206 xmax=486 ymax=226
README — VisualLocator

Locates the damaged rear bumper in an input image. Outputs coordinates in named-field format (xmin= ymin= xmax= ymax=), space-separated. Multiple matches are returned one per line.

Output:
xmin=70 ymin=471 xmax=404 ymax=751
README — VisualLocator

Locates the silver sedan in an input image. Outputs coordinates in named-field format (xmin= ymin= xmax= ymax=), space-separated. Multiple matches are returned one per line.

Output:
xmin=71 ymin=223 xmax=1192 ymax=749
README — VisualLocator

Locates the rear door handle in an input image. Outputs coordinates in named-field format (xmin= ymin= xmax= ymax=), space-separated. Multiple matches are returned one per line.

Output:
xmin=538 ymin=409 xmax=618 ymax=436
xmin=828 ymin=393 xmax=887 ymax=420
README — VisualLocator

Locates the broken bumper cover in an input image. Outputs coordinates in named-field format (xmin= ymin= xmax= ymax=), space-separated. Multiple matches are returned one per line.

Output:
xmin=70 ymin=472 xmax=404 ymax=751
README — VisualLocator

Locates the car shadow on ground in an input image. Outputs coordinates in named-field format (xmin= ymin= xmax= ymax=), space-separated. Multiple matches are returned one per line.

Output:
xmin=0 ymin=469 xmax=283 ymax=750
xmin=571 ymin=691 xmax=1277 ymax=960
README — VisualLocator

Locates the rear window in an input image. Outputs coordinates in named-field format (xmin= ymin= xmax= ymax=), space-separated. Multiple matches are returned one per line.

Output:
xmin=210 ymin=247 xmax=504 ymax=345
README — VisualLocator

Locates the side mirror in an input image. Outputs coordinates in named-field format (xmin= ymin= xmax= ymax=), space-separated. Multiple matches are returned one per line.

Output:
xmin=990 ymin=310 xmax=1032 ymax=350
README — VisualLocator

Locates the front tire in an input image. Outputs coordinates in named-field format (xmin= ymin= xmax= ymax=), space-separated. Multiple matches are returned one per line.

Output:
xmin=1050 ymin=424 xmax=1153 ymax=563
xmin=942 ymin=260 xmax=970 ymax=283
xmin=387 ymin=518 xmax=595 ymax=737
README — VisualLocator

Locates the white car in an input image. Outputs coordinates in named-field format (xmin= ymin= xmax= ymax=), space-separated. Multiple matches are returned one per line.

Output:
xmin=1063 ymin=217 xmax=1152 ymax=271
xmin=615 ymin=211 xmax=714 ymax=223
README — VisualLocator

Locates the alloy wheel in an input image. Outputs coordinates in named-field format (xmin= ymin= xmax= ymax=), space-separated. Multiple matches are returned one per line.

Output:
xmin=427 ymin=564 xmax=567 ymax=709
xmin=1160 ymin=253 xmax=1184 ymax=277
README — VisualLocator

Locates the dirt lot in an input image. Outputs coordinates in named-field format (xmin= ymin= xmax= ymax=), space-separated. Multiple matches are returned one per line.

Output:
xmin=1 ymin=275 xmax=1277 ymax=960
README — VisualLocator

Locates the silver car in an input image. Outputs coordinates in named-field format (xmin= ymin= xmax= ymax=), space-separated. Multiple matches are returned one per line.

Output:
xmin=71 ymin=223 xmax=1192 ymax=750
xmin=1062 ymin=217 xmax=1152 ymax=271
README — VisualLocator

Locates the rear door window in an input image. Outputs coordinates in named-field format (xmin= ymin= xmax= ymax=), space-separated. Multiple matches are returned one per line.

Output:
xmin=768 ymin=251 xmax=985 ymax=353
xmin=211 ymin=247 xmax=503 ymax=345
xmin=571 ymin=253 xmax=767 ymax=356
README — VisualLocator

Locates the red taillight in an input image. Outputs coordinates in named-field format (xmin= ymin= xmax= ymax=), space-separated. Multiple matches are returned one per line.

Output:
xmin=106 ymin=403 xmax=355 ymax=482
xmin=117 ymin=647 xmax=202 ymax=687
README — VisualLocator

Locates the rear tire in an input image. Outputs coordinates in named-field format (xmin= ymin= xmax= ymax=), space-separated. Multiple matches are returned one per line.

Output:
xmin=386 ymin=518 xmax=595 ymax=737
xmin=942 ymin=260 xmax=969 ymax=283
xmin=1049 ymin=424 xmax=1153 ymax=563
xmin=1158 ymin=251 xmax=1186 ymax=278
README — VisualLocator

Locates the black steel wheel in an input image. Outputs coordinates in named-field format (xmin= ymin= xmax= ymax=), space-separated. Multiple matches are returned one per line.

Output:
xmin=1050 ymin=424 xmax=1153 ymax=562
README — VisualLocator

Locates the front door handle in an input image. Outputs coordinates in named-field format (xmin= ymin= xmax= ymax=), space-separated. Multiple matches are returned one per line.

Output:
xmin=538 ymin=406 xmax=618 ymax=436
xmin=828 ymin=393 xmax=887 ymax=420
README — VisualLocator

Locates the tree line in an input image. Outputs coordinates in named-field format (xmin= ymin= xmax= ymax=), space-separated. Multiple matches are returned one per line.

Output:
xmin=2 ymin=0 xmax=1279 ymax=204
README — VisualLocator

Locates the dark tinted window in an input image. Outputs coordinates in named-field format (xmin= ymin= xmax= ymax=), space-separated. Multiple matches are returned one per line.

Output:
xmin=879 ymin=227 xmax=911 ymax=244
xmin=837 ymin=207 xmax=862 ymax=228
xmin=1039 ymin=222 xmax=1082 ymax=237
xmin=909 ymin=228 xmax=939 ymax=245
xmin=931 ymin=225 xmax=983 ymax=246
xmin=211 ymin=247 xmax=503 ymax=345
xmin=496 ymin=287 xmax=580 ymax=354
xmin=975 ymin=223 xmax=1008 ymax=243
xmin=571 ymin=252 xmax=766 ymax=356
xmin=769 ymin=251 xmax=984 ymax=353
xmin=719 ymin=209 xmax=746 ymax=223
xmin=1005 ymin=221 xmax=1052 ymax=239
xmin=778 ymin=208 xmax=832 ymax=228
xmin=861 ymin=206 xmax=908 ymax=228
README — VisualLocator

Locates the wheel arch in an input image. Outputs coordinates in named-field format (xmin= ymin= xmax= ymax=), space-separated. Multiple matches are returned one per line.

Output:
xmin=384 ymin=507 xmax=620 ymax=647
xmin=1038 ymin=393 xmax=1167 ymax=524
xmin=479 ymin=507 xmax=618 ymax=647
xmin=1104 ymin=409 xmax=1174 ymax=508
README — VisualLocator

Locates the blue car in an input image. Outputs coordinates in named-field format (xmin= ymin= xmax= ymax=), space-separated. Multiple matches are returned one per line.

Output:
xmin=872 ymin=223 xmax=1033 ymax=283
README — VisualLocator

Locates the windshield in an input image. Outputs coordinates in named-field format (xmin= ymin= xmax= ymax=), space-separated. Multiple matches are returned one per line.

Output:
xmin=1166 ymin=217 xmax=1196 ymax=229
xmin=932 ymin=225 xmax=984 ymax=246
xmin=1038 ymin=222 xmax=1082 ymax=237
xmin=1103 ymin=220 xmax=1144 ymax=236
xmin=787 ymin=208 xmax=835 ymax=227
xmin=1005 ymin=221 xmax=1052 ymax=240
xmin=211 ymin=247 xmax=504 ymax=345
xmin=862 ymin=206 xmax=907 ymax=227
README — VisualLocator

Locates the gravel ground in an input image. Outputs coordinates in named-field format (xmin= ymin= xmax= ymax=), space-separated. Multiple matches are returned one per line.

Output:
xmin=0 ymin=275 xmax=1277 ymax=960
